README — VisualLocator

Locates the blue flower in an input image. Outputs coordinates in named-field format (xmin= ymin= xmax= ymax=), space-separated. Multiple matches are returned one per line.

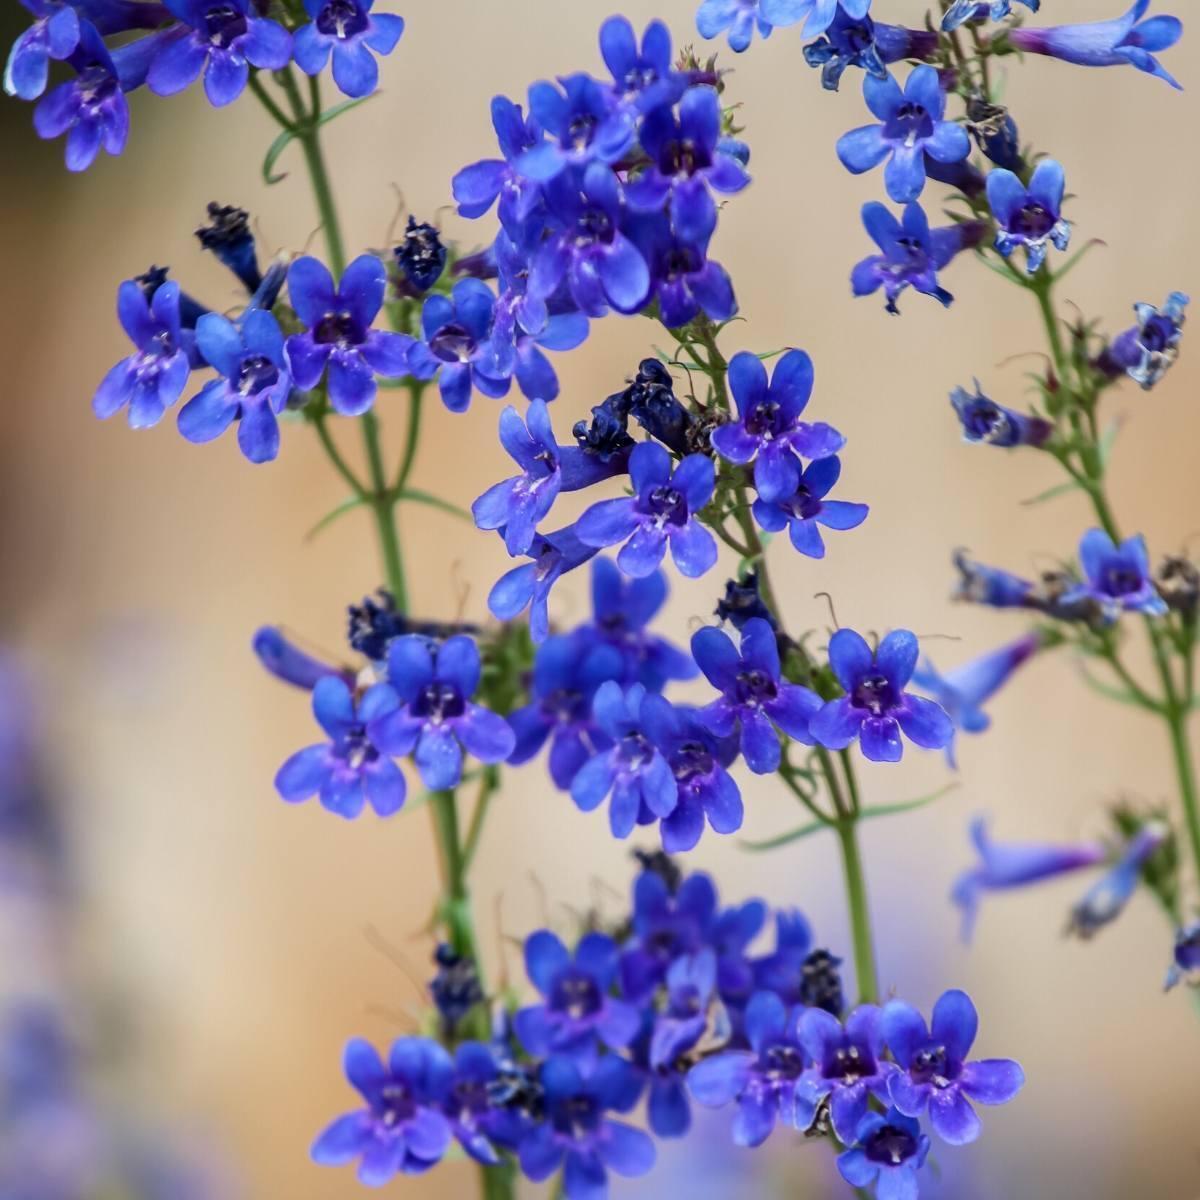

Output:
xmin=488 ymin=523 xmax=598 ymax=643
xmin=585 ymin=558 xmax=698 ymax=691
xmin=254 ymin=626 xmax=348 ymax=691
xmin=687 ymin=990 xmax=804 ymax=1146
xmin=286 ymin=254 xmax=413 ymax=415
xmin=506 ymin=632 xmax=624 ymax=789
xmin=407 ymin=278 xmax=512 ymax=412
xmin=293 ymin=0 xmax=404 ymax=99
xmin=804 ymin=11 xmax=938 ymax=92
xmin=1165 ymin=920 xmax=1200 ymax=991
xmin=691 ymin=617 xmax=822 ymax=774
xmin=625 ymin=84 xmax=751 ymax=245
xmin=912 ymin=633 xmax=1041 ymax=765
xmin=93 ymin=279 xmax=190 ymax=429
xmin=1009 ymin=1 xmax=1182 ymax=89
xmin=517 ymin=72 xmax=635 ymax=182
xmin=647 ymin=949 xmax=718 ymax=1117
xmin=452 ymin=96 xmax=544 ymax=229
xmin=311 ymin=1038 xmax=453 ymax=1183
xmin=942 ymin=0 xmax=1038 ymax=32
xmin=440 ymin=1041 xmax=519 ymax=1164
xmin=1067 ymin=821 xmax=1169 ymax=937
xmin=811 ymin=629 xmax=954 ymax=762
xmin=599 ymin=15 xmax=688 ymax=112
xmin=195 ymin=202 xmax=263 ymax=293
xmin=569 ymin=681 xmax=678 ymax=838
xmin=793 ymin=1004 xmax=890 ymax=1143
xmin=177 ymin=309 xmax=293 ymax=464
xmin=752 ymin=457 xmax=869 ymax=559
xmin=1102 ymin=291 xmax=1189 ymax=389
xmin=836 ymin=1107 xmax=930 ymax=1200
xmin=696 ymin=0 xmax=774 ymax=52
xmin=5 ymin=0 xmax=80 ymax=100
xmin=836 ymin=65 xmax=969 ymax=203
xmin=986 ymin=159 xmax=1070 ymax=274
xmin=576 ymin=443 xmax=717 ymax=579
xmin=645 ymin=700 xmax=743 ymax=852
xmin=952 ymin=549 xmax=1036 ymax=608
xmin=883 ymin=990 xmax=1025 ymax=1145
xmin=950 ymin=381 xmax=1053 ymax=447
xmin=428 ymin=946 xmax=485 ymax=1039
xmin=1065 ymin=528 xmax=1167 ymax=620
xmin=851 ymin=201 xmax=983 ymax=314
xmin=952 ymin=816 xmax=1108 ymax=940
xmin=517 ymin=1056 xmax=654 ymax=1198
xmin=761 ymin=0 xmax=871 ymax=37
xmin=33 ymin=24 xmax=130 ymax=171
xmin=274 ymin=676 xmax=405 ymax=818
xmin=515 ymin=930 xmax=641 ymax=1059
xmin=620 ymin=868 xmax=718 ymax=1000
xmin=626 ymin=213 xmax=738 ymax=328
xmin=530 ymin=163 xmax=651 ymax=316
xmin=711 ymin=350 xmax=844 ymax=502
xmin=147 ymin=0 xmax=291 ymax=107
xmin=368 ymin=634 xmax=516 ymax=791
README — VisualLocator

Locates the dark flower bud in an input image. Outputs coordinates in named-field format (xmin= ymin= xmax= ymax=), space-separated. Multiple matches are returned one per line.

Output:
xmin=966 ymin=96 xmax=1026 ymax=173
xmin=195 ymin=202 xmax=262 ymax=294
xmin=393 ymin=216 xmax=447 ymax=295
xmin=135 ymin=264 xmax=209 ymax=329
xmin=632 ymin=848 xmax=682 ymax=894
xmin=346 ymin=591 xmax=477 ymax=661
xmin=573 ymin=396 xmax=636 ymax=461
xmin=627 ymin=359 xmax=694 ymax=454
xmin=798 ymin=948 xmax=845 ymax=1016
xmin=715 ymin=571 xmax=777 ymax=631
xmin=429 ymin=942 xmax=485 ymax=1034
xmin=950 ymin=382 xmax=1053 ymax=448
xmin=1158 ymin=556 xmax=1200 ymax=617
xmin=1165 ymin=921 xmax=1200 ymax=991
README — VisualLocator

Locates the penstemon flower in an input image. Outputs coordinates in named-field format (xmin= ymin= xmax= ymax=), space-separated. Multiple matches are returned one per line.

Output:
xmin=292 ymin=0 xmax=405 ymax=99
xmin=695 ymin=0 xmax=776 ymax=53
xmin=986 ymin=159 xmax=1070 ymax=274
xmin=751 ymin=456 xmax=869 ymax=559
xmin=836 ymin=1107 xmax=930 ymax=1199
xmin=949 ymin=382 xmax=1054 ymax=448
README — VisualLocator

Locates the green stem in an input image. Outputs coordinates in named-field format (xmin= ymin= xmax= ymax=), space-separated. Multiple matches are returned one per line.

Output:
xmin=835 ymin=818 xmax=878 ymax=1005
xmin=392 ymin=380 xmax=426 ymax=494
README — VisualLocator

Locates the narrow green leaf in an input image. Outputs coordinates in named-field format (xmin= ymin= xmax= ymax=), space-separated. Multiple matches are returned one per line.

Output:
xmin=857 ymin=783 xmax=960 ymax=823
xmin=1076 ymin=661 xmax=1152 ymax=710
xmin=396 ymin=487 xmax=470 ymax=520
xmin=1020 ymin=478 xmax=1081 ymax=507
xmin=740 ymin=819 xmax=829 ymax=852
xmin=304 ymin=494 xmax=365 ymax=541
xmin=316 ymin=94 xmax=376 ymax=128
xmin=262 ymin=127 xmax=295 ymax=184
xmin=1097 ymin=418 xmax=1122 ymax=468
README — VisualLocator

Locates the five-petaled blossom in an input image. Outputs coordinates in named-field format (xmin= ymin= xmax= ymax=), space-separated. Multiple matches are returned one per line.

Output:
xmin=711 ymin=349 xmax=844 ymax=502
xmin=369 ymin=634 xmax=516 ymax=790
xmin=950 ymin=382 xmax=1053 ymax=448
xmin=1064 ymin=528 xmax=1168 ymax=620
xmin=576 ymin=443 xmax=717 ymax=579
xmin=311 ymin=1038 xmax=453 ymax=1184
xmin=94 ymin=279 xmax=190 ymax=429
xmin=836 ymin=1107 xmax=931 ymax=1200
xmin=811 ymin=629 xmax=955 ymax=762
xmin=751 ymin=457 xmax=869 ymax=559
xmin=515 ymin=930 xmax=641 ymax=1059
xmin=286 ymin=254 xmax=413 ymax=414
xmin=836 ymin=65 xmax=970 ymax=203
xmin=882 ymin=989 xmax=1025 ymax=1145
xmin=177 ymin=309 xmax=293 ymax=463
xmin=986 ymin=159 xmax=1071 ymax=274
xmin=1103 ymin=291 xmax=1189 ymax=389
xmin=942 ymin=0 xmax=1038 ymax=33
xmin=761 ymin=0 xmax=873 ymax=38
xmin=691 ymin=617 xmax=822 ymax=774
xmin=274 ymin=675 xmax=405 ymax=818
xmin=695 ymin=0 xmax=775 ymax=53
xmin=293 ymin=0 xmax=405 ymax=99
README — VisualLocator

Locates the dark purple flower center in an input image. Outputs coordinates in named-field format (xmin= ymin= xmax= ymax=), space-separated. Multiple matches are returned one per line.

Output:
xmin=235 ymin=353 xmax=279 ymax=395
xmin=1098 ymin=561 xmax=1144 ymax=597
xmin=574 ymin=205 xmax=614 ymax=246
xmin=317 ymin=0 xmax=368 ymax=39
xmin=660 ymin=137 xmax=709 ymax=178
xmin=429 ymin=322 xmax=477 ymax=364
xmin=825 ymin=1041 xmax=872 ymax=1082
xmin=555 ymin=1092 xmax=601 ymax=1134
xmin=551 ymin=969 xmax=603 ymax=1020
xmin=888 ymin=236 xmax=929 ymax=270
xmin=337 ymin=724 xmax=379 ymax=770
xmin=1011 ymin=202 xmax=1057 ymax=240
xmin=668 ymin=983 xmax=704 ymax=1016
xmin=314 ymin=310 xmax=365 ymax=347
xmin=452 ymin=1078 xmax=491 ymax=1116
xmin=371 ymin=1082 xmax=416 ymax=1130
xmin=884 ymin=102 xmax=934 ymax=148
xmin=864 ymin=1122 xmax=919 ymax=1166
xmin=620 ymin=62 xmax=661 ymax=96
xmin=911 ymin=1044 xmax=957 ymax=1088
xmin=200 ymin=3 xmax=247 ymax=48
xmin=662 ymin=244 xmax=703 ymax=281
xmin=1139 ymin=313 xmax=1176 ymax=353
xmin=76 ymin=63 xmax=118 ymax=111
xmin=619 ymin=731 xmax=655 ymax=770
xmin=671 ymin=739 xmax=715 ymax=783
xmin=543 ymin=687 xmax=586 ymax=725
xmin=141 ymin=329 xmax=177 ymax=363
xmin=783 ymin=485 xmax=823 ymax=522
xmin=734 ymin=668 xmax=778 ymax=706
xmin=744 ymin=400 xmax=783 ymax=439
xmin=762 ymin=1043 xmax=804 ymax=1080
xmin=962 ymin=398 xmax=1009 ymax=441
xmin=642 ymin=484 xmax=688 ymax=527
xmin=412 ymin=680 xmax=466 ymax=723
xmin=851 ymin=671 xmax=897 ymax=715
xmin=832 ymin=19 xmax=875 ymax=55
xmin=567 ymin=112 xmax=598 ymax=151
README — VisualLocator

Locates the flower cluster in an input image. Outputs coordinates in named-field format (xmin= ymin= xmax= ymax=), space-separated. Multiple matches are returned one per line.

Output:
xmin=313 ymin=859 xmax=1025 ymax=1198
xmin=6 ymin=0 xmax=406 ymax=169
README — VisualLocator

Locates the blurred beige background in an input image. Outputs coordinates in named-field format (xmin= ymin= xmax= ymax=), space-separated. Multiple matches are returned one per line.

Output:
xmin=3 ymin=0 xmax=1200 ymax=1195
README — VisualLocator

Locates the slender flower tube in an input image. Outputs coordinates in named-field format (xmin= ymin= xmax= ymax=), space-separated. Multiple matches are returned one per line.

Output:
xmin=1066 ymin=821 xmax=1169 ymax=938
xmin=987 ymin=159 xmax=1070 ymax=274
xmin=950 ymin=382 xmax=1053 ymax=448
xmin=1164 ymin=921 xmax=1200 ymax=991
xmin=1098 ymin=291 xmax=1189 ymax=389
